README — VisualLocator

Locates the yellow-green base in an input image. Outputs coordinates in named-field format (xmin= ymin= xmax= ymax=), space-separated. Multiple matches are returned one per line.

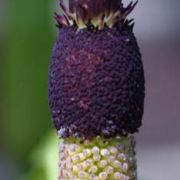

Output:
xmin=58 ymin=136 xmax=137 ymax=180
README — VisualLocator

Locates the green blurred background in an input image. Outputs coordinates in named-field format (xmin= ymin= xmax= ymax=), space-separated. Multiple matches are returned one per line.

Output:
xmin=1 ymin=0 xmax=59 ymax=179
xmin=1 ymin=0 xmax=180 ymax=180
xmin=3 ymin=0 xmax=52 ymax=159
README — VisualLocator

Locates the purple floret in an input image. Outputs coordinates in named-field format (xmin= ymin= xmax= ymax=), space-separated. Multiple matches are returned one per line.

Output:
xmin=48 ymin=24 xmax=145 ymax=139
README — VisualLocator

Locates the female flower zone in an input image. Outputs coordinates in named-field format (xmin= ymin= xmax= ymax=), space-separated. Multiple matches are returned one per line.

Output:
xmin=48 ymin=0 xmax=145 ymax=179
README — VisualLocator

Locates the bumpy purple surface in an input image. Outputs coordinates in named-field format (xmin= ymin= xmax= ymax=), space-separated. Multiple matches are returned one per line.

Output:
xmin=48 ymin=25 xmax=145 ymax=138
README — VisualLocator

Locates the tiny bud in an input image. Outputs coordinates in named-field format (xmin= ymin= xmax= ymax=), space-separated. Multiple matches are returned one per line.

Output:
xmin=125 ymin=176 xmax=130 ymax=180
xmin=109 ymin=147 xmax=118 ymax=155
xmin=83 ymin=149 xmax=92 ymax=157
xmin=92 ymin=146 xmax=100 ymax=154
xmin=89 ymin=165 xmax=98 ymax=173
xmin=106 ymin=166 xmax=114 ymax=174
xmin=117 ymin=153 xmax=126 ymax=161
xmin=86 ymin=159 xmax=93 ymax=166
xmin=93 ymin=154 xmax=101 ymax=161
xmin=68 ymin=144 xmax=77 ymax=154
xmin=78 ymin=171 xmax=88 ymax=179
xmin=114 ymin=172 xmax=125 ymax=180
xmin=108 ymin=156 xmax=115 ymax=163
xmin=72 ymin=165 xmax=79 ymax=173
xmin=122 ymin=163 xmax=129 ymax=172
xmin=92 ymin=176 xmax=99 ymax=180
xmin=99 ymin=160 xmax=108 ymax=168
xmin=77 ymin=164 xmax=83 ymax=170
xmin=113 ymin=160 xmax=122 ymax=169
xmin=81 ymin=161 xmax=90 ymax=170
xmin=101 ymin=149 xmax=110 ymax=156
xmin=99 ymin=172 xmax=108 ymax=180
xmin=62 ymin=170 xmax=69 ymax=178
xmin=79 ymin=153 xmax=86 ymax=161
xmin=72 ymin=155 xmax=80 ymax=163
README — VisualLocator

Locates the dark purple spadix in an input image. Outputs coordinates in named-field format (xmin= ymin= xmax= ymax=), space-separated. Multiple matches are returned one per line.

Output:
xmin=48 ymin=0 xmax=145 ymax=139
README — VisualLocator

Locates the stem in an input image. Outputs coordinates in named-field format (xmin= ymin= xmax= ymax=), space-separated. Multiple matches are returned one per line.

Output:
xmin=58 ymin=136 xmax=137 ymax=180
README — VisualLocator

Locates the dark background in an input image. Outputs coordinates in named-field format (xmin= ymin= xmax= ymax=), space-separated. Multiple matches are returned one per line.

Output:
xmin=0 ymin=0 xmax=180 ymax=179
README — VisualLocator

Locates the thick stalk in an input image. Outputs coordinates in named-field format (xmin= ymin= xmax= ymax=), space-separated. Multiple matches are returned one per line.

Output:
xmin=58 ymin=136 xmax=137 ymax=180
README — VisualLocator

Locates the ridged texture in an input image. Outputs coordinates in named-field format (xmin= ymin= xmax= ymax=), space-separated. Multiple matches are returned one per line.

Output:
xmin=58 ymin=136 xmax=137 ymax=180
xmin=48 ymin=24 xmax=145 ymax=139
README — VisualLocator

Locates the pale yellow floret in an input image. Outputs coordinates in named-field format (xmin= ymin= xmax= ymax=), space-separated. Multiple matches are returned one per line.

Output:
xmin=58 ymin=136 xmax=136 ymax=180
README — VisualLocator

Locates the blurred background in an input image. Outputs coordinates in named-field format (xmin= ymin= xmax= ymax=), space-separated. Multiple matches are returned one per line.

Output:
xmin=0 ymin=0 xmax=180 ymax=179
